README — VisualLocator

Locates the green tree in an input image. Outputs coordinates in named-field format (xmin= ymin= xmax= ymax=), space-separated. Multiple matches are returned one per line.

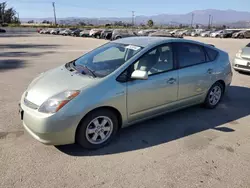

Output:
xmin=147 ymin=19 xmax=154 ymax=27
xmin=0 ymin=2 xmax=19 ymax=24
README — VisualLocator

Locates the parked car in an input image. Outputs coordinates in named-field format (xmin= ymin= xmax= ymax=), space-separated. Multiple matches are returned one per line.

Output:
xmin=175 ymin=30 xmax=189 ymax=37
xmin=200 ymin=31 xmax=212 ymax=37
xmin=89 ymin=29 xmax=103 ymax=38
xmin=233 ymin=43 xmax=250 ymax=73
xmin=79 ymin=30 xmax=90 ymax=37
xmin=71 ymin=29 xmax=82 ymax=37
xmin=19 ymin=37 xmax=232 ymax=149
xmin=59 ymin=29 xmax=66 ymax=35
xmin=191 ymin=29 xmax=204 ymax=37
xmin=61 ymin=29 xmax=72 ymax=36
xmin=149 ymin=30 xmax=182 ymax=38
xmin=111 ymin=29 xmax=137 ymax=40
xmin=138 ymin=29 xmax=157 ymax=36
xmin=169 ymin=29 xmax=179 ymax=35
xmin=0 ymin=28 xmax=6 ymax=33
xmin=232 ymin=30 xmax=250 ymax=39
xmin=100 ymin=29 xmax=113 ymax=39
xmin=185 ymin=30 xmax=194 ymax=36
xmin=210 ymin=30 xmax=224 ymax=38
xmin=50 ymin=28 xmax=60 ymax=35
xmin=220 ymin=30 xmax=239 ymax=38
xmin=37 ymin=28 xmax=42 ymax=33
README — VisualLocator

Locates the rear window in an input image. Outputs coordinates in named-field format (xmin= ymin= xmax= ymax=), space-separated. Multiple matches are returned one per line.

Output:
xmin=246 ymin=43 xmax=250 ymax=47
xmin=205 ymin=47 xmax=218 ymax=61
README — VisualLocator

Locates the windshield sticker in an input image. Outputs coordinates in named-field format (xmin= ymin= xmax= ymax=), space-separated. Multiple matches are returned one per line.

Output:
xmin=125 ymin=45 xmax=141 ymax=51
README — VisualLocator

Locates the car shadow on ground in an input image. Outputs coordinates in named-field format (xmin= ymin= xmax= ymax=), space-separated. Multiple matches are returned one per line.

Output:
xmin=0 ymin=44 xmax=59 ymax=49
xmin=0 ymin=59 xmax=25 ymax=71
xmin=0 ymin=33 xmax=37 ymax=38
xmin=0 ymin=51 xmax=55 ymax=58
xmin=56 ymin=85 xmax=250 ymax=156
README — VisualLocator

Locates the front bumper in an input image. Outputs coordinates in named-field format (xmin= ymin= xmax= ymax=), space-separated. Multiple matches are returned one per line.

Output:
xmin=20 ymin=97 xmax=80 ymax=145
xmin=233 ymin=58 xmax=250 ymax=72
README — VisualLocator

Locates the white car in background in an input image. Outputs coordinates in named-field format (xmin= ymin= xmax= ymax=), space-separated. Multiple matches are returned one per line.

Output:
xmin=191 ymin=29 xmax=205 ymax=37
xmin=200 ymin=31 xmax=212 ymax=37
xmin=210 ymin=30 xmax=224 ymax=38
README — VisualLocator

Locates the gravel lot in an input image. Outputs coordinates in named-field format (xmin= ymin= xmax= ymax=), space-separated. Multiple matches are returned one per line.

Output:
xmin=1 ymin=33 xmax=250 ymax=188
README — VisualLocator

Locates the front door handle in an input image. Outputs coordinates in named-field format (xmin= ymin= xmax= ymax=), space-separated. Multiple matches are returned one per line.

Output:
xmin=207 ymin=68 xmax=213 ymax=74
xmin=167 ymin=78 xmax=176 ymax=84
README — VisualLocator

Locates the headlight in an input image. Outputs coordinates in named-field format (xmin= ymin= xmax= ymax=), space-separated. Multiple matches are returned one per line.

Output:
xmin=236 ymin=49 xmax=242 ymax=58
xmin=38 ymin=90 xmax=80 ymax=113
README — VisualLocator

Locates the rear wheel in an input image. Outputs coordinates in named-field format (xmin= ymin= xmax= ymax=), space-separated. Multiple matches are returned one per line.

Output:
xmin=76 ymin=109 xmax=119 ymax=149
xmin=203 ymin=82 xmax=224 ymax=109
xmin=239 ymin=35 xmax=244 ymax=39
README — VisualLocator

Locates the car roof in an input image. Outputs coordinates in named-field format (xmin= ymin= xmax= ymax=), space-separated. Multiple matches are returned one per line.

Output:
xmin=111 ymin=36 xmax=206 ymax=48
xmin=112 ymin=37 xmax=181 ymax=47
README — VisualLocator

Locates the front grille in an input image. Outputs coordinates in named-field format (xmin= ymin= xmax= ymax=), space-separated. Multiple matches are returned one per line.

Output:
xmin=24 ymin=98 xmax=39 ymax=109
xmin=235 ymin=64 xmax=250 ymax=70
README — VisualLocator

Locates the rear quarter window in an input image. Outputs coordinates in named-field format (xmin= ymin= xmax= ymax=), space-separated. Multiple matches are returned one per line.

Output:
xmin=246 ymin=43 xmax=250 ymax=47
xmin=205 ymin=47 xmax=218 ymax=61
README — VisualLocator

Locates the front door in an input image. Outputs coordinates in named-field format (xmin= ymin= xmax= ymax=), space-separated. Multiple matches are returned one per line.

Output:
xmin=126 ymin=43 xmax=178 ymax=123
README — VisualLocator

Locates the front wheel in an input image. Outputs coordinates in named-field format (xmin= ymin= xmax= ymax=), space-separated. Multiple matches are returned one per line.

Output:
xmin=203 ymin=82 xmax=224 ymax=109
xmin=76 ymin=109 xmax=119 ymax=149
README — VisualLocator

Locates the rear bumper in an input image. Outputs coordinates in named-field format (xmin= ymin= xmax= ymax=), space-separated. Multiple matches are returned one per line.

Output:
xmin=233 ymin=58 xmax=250 ymax=72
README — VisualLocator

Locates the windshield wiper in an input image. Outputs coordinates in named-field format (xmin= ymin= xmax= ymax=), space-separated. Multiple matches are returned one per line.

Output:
xmin=82 ymin=65 xmax=96 ymax=78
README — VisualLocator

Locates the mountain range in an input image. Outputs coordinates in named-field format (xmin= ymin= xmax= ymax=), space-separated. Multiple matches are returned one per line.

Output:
xmin=21 ymin=9 xmax=250 ymax=27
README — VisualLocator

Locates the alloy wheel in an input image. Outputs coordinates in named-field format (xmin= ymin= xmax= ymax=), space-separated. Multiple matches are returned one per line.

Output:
xmin=85 ymin=116 xmax=113 ymax=145
xmin=208 ymin=86 xmax=222 ymax=106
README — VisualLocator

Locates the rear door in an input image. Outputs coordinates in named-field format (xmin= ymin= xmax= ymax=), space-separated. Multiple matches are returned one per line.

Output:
xmin=175 ymin=42 xmax=216 ymax=106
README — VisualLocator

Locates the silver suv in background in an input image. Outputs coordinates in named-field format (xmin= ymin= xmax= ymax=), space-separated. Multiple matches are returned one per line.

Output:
xmin=111 ymin=29 xmax=137 ymax=40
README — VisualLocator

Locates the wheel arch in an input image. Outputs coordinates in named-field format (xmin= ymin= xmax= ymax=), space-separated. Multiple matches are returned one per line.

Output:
xmin=75 ymin=106 xmax=123 ymax=141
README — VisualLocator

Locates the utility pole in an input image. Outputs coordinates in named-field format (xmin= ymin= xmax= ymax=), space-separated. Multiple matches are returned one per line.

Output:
xmin=208 ymin=14 xmax=211 ymax=28
xmin=210 ymin=16 xmax=213 ymax=28
xmin=52 ymin=2 xmax=57 ymax=26
xmin=190 ymin=13 xmax=194 ymax=28
xmin=132 ymin=11 xmax=135 ymax=26
xmin=1 ymin=2 xmax=5 ymax=23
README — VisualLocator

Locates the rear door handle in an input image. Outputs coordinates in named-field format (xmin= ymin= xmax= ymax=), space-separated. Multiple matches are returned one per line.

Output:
xmin=166 ymin=78 xmax=176 ymax=84
xmin=207 ymin=68 xmax=213 ymax=74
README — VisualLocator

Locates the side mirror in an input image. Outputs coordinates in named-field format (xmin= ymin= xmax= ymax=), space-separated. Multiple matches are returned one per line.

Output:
xmin=131 ymin=70 xmax=148 ymax=80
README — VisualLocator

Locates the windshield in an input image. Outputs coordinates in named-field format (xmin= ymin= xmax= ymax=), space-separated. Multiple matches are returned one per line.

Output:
xmin=73 ymin=42 xmax=142 ymax=78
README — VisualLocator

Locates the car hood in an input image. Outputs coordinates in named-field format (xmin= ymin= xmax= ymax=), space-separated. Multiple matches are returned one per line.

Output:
xmin=25 ymin=65 xmax=99 ymax=106
xmin=241 ymin=47 xmax=250 ymax=59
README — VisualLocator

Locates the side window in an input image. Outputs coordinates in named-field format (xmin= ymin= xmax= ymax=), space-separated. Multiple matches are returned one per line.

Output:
xmin=176 ymin=43 xmax=206 ymax=68
xmin=205 ymin=47 xmax=218 ymax=61
xmin=133 ymin=44 xmax=174 ymax=76
xmin=246 ymin=43 xmax=250 ymax=47
xmin=93 ymin=47 xmax=125 ymax=63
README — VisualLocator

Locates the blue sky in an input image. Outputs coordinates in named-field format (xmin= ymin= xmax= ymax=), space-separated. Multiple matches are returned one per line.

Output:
xmin=7 ymin=0 xmax=250 ymax=18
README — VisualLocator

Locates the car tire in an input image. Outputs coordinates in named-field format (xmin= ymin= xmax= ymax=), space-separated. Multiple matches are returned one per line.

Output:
xmin=239 ymin=35 xmax=244 ymax=39
xmin=203 ymin=82 xmax=224 ymax=109
xmin=76 ymin=109 xmax=119 ymax=149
